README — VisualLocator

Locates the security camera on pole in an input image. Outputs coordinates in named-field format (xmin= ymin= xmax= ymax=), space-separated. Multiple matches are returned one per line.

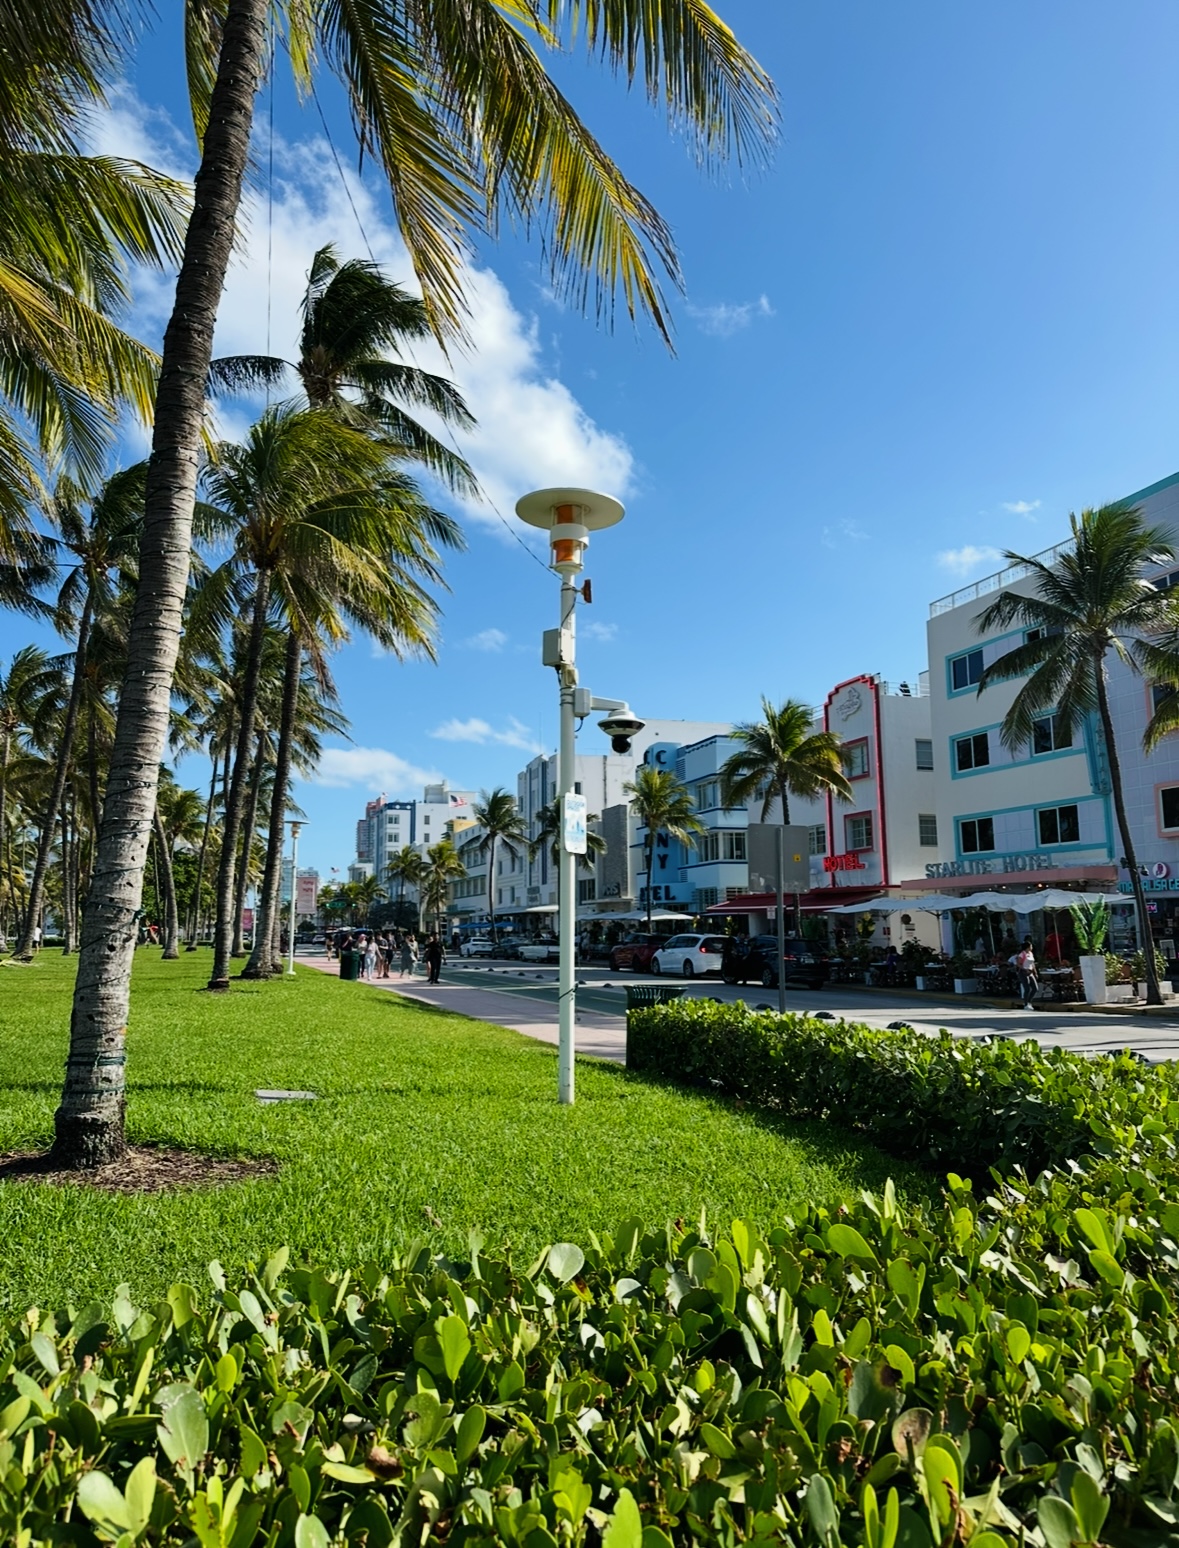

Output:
xmin=517 ymin=487 xmax=643 ymax=1106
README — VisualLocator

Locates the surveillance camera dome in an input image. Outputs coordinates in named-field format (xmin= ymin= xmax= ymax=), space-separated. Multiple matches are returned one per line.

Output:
xmin=597 ymin=707 xmax=645 ymax=756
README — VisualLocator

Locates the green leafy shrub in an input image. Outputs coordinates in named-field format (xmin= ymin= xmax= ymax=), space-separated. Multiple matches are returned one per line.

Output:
xmin=1070 ymin=901 xmax=1110 ymax=955
xmin=5 ymin=1157 xmax=1179 ymax=1546
xmin=627 ymin=999 xmax=1179 ymax=1176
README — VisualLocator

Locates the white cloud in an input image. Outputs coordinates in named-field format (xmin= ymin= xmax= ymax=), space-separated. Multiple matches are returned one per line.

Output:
xmin=99 ymin=96 xmax=635 ymax=540
xmin=937 ymin=544 xmax=1004 ymax=575
xmin=463 ymin=627 xmax=508 ymax=652
xmin=430 ymin=716 xmax=546 ymax=754
xmin=581 ymin=620 xmax=618 ymax=643
xmin=687 ymin=294 xmax=774 ymax=338
xmin=821 ymin=518 xmax=871 ymax=550
xmin=1002 ymin=499 xmax=1041 ymax=517
xmin=308 ymin=746 xmax=445 ymax=792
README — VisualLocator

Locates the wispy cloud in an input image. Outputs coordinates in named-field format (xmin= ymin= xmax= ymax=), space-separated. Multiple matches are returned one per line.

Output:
xmin=1002 ymin=499 xmax=1041 ymax=518
xmin=463 ymin=627 xmax=508 ymax=652
xmin=581 ymin=620 xmax=618 ymax=643
xmin=429 ymin=717 xmax=546 ymax=754
xmin=309 ymin=746 xmax=444 ymax=792
xmin=937 ymin=544 xmax=1004 ymax=576
xmin=687 ymin=294 xmax=775 ymax=339
xmin=821 ymin=519 xmax=871 ymax=550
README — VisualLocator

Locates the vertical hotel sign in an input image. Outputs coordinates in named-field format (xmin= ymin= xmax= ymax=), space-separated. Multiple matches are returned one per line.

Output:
xmin=295 ymin=875 xmax=318 ymax=915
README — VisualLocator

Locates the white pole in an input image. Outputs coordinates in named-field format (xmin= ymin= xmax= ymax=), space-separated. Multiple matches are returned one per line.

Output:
xmin=286 ymin=823 xmax=300 ymax=977
xmin=557 ymin=577 xmax=578 ymax=1105
xmin=776 ymin=824 xmax=787 ymax=1015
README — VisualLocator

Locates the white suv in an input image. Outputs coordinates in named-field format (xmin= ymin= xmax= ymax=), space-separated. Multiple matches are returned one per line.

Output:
xmin=651 ymin=934 xmax=727 ymax=978
xmin=461 ymin=937 xmax=496 ymax=957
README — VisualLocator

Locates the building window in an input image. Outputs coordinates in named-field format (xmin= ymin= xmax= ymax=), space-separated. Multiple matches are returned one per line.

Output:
xmin=698 ymin=833 xmax=720 ymax=863
xmin=695 ymin=887 xmax=720 ymax=909
xmin=1161 ymin=789 xmax=1179 ymax=832
xmin=919 ymin=814 xmax=938 ymax=847
xmin=1152 ymin=683 xmax=1178 ymax=714
xmin=694 ymin=780 xmax=719 ymax=809
xmin=842 ymin=739 xmax=869 ymax=779
xmin=1032 ymin=713 xmax=1072 ymax=755
xmin=574 ymin=781 xmax=582 ymax=794
xmin=808 ymin=824 xmax=827 ymax=855
xmin=846 ymin=814 xmax=874 ymax=851
xmin=724 ymin=885 xmax=745 ymax=900
xmin=1025 ymin=625 xmax=1063 ymax=644
xmin=722 ymin=831 xmax=746 ymax=861
xmin=577 ymin=878 xmax=596 ymax=903
xmin=950 ymin=649 xmax=984 ymax=690
xmin=915 ymin=739 xmax=934 ymax=770
xmin=960 ymin=817 xmax=995 ymax=854
xmin=1038 ymin=804 xmax=1080 ymax=845
xmin=955 ymin=732 xmax=990 ymax=771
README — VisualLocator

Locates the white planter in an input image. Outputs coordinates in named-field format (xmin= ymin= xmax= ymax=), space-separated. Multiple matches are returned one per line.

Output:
xmin=953 ymin=977 xmax=978 ymax=995
xmin=1105 ymin=983 xmax=1133 ymax=1002
xmin=1137 ymin=983 xmax=1176 ymax=1001
xmin=1079 ymin=955 xmax=1107 ymax=1004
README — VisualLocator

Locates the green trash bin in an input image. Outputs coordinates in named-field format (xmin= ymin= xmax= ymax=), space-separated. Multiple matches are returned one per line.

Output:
xmin=339 ymin=949 xmax=359 ymax=981
xmin=625 ymin=984 xmax=684 ymax=1011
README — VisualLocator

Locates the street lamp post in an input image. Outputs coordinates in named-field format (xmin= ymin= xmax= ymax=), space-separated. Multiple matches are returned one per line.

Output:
xmin=286 ymin=820 xmax=303 ymax=977
xmin=517 ymin=487 xmax=624 ymax=1105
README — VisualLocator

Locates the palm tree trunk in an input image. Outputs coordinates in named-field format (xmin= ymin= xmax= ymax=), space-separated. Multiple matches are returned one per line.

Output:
xmin=86 ymin=701 xmax=101 ymax=866
xmin=17 ymin=593 xmax=93 ymax=958
xmin=0 ymin=725 xmax=9 ymax=939
xmin=1094 ymin=662 xmax=1161 ymax=1004
xmin=243 ymin=630 xmax=300 ymax=979
xmin=186 ymin=749 xmax=220 ymax=948
xmin=232 ymin=730 xmax=265 ymax=955
xmin=209 ymin=572 xmax=271 ymax=988
xmin=645 ymin=833 xmax=655 ymax=928
xmin=153 ymin=806 xmax=181 ymax=959
xmin=487 ymin=834 xmax=497 ymax=943
xmin=61 ymin=800 xmax=75 ymax=954
xmin=53 ymin=0 xmax=268 ymax=1168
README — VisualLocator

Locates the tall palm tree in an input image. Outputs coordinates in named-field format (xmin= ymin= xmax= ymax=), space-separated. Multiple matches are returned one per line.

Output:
xmin=975 ymin=503 xmax=1179 ymax=1006
xmin=15 ymin=467 xmax=146 ymax=959
xmin=352 ymin=873 xmax=387 ymax=924
xmin=0 ymin=648 xmax=57 ymax=939
xmin=59 ymin=0 xmax=776 ymax=1169
xmin=623 ymin=766 xmax=706 ymax=928
xmin=529 ymin=800 xmax=606 ymax=868
xmin=470 ymin=788 xmax=528 ymax=944
xmin=719 ymin=697 xmax=853 ymax=824
xmin=387 ymin=843 xmax=426 ymax=914
xmin=421 ymin=839 xmax=465 ymax=937
xmin=195 ymin=405 xmax=459 ymax=990
xmin=211 ymin=244 xmax=476 ymax=493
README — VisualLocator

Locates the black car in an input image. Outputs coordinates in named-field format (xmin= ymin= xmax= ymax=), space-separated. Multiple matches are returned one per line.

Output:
xmin=722 ymin=936 xmax=829 ymax=989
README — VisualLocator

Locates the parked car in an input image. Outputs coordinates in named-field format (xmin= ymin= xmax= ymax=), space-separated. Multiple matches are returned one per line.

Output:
xmin=461 ymin=937 xmax=496 ymax=957
xmin=519 ymin=937 xmax=560 ymax=962
xmin=496 ymin=939 xmax=523 ymax=959
xmin=608 ymin=933 xmax=668 ymax=972
xmin=722 ymin=935 xmax=829 ymax=989
xmin=651 ymin=933 xmax=728 ymax=978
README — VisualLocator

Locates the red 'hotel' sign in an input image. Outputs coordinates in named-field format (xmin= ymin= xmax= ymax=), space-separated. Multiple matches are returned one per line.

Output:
xmin=823 ymin=853 xmax=866 ymax=873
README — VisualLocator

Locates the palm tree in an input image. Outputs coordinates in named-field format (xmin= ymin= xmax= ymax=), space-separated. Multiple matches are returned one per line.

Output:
xmin=195 ymin=405 xmax=460 ymax=990
xmin=59 ymin=0 xmax=775 ymax=1169
xmin=975 ymin=503 xmax=1179 ymax=1007
xmin=352 ymin=873 xmax=387 ymax=925
xmin=0 ymin=649 xmax=57 ymax=940
xmin=719 ymin=697 xmax=853 ymax=824
xmin=421 ymin=839 xmax=465 ymax=937
xmin=470 ymin=788 xmax=528 ymax=943
xmin=15 ymin=467 xmax=146 ymax=959
xmin=529 ymin=800 xmax=607 ymax=869
xmin=211 ymin=245 xmax=476 ymax=493
xmin=623 ymin=766 xmax=706 ymax=928
xmin=387 ymin=844 xmax=426 ymax=917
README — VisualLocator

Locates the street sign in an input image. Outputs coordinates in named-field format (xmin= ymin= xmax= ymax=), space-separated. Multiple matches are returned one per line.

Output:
xmin=562 ymin=792 xmax=588 ymax=854
xmin=746 ymin=825 xmax=811 ymax=893
xmin=296 ymin=875 xmax=318 ymax=914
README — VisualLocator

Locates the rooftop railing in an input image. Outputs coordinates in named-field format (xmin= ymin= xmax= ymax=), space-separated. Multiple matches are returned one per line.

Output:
xmin=929 ymin=539 xmax=1074 ymax=617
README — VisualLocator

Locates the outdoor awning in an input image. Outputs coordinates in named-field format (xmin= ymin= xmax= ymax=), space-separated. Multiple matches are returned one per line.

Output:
xmin=706 ymin=888 xmax=895 ymax=915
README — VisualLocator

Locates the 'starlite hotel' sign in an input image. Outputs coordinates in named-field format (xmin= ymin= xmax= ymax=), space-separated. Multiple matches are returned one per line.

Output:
xmin=925 ymin=853 xmax=1059 ymax=879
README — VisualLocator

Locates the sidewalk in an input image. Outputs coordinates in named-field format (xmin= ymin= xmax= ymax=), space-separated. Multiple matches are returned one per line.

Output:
xmin=300 ymin=955 xmax=626 ymax=1062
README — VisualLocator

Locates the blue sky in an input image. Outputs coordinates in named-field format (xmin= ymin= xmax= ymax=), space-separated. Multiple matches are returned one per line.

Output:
xmin=5 ymin=2 xmax=1179 ymax=879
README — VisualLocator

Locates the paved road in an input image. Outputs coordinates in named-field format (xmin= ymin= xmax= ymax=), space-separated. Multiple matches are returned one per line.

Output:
xmin=302 ymin=953 xmax=1179 ymax=1065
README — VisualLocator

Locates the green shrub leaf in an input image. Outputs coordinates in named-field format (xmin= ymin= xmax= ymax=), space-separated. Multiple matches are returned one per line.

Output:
xmin=548 ymin=1243 xmax=585 ymax=1283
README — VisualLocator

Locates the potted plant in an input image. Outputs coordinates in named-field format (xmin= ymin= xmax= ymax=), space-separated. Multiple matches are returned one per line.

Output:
xmin=1104 ymin=955 xmax=1134 ymax=1002
xmin=1131 ymin=945 xmax=1170 ymax=1001
xmin=1071 ymin=901 xmax=1109 ymax=1004
xmin=950 ymin=951 xmax=978 ymax=994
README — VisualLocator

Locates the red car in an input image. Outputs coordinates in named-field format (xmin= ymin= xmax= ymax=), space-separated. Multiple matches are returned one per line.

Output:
xmin=609 ymin=933 xmax=669 ymax=972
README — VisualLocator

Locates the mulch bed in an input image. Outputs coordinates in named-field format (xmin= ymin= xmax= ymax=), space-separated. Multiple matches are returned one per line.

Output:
xmin=0 ymin=1145 xmax=277 ymax=1194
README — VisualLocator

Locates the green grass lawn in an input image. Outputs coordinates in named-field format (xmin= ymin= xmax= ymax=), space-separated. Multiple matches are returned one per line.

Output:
xmin=0 ymin=952 xmax=928 ymax=1310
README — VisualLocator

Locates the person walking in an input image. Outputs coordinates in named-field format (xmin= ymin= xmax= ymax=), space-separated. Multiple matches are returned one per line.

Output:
xmin=363 ymin=934 xmax=378 ymax=981
xmin=1015 ymin=937 xmax=1039 ymax=1010
xmin=424 ymin=933 xmax=443 ymax=985
xmin=400 ymin=934 xmax=416 ymax=978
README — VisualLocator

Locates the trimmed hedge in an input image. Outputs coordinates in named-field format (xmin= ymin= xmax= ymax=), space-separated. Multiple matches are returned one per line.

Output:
xmin=627 ymin=999 xmax=1179 ymax=1176
xmin=5 ymin=1154 xmax=1179 ymax=1545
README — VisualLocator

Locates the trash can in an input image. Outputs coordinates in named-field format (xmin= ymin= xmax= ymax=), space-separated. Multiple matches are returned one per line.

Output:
xmin=339 ymin=949 xmax=359 ymax=981
xmin=625 ymin=984 xmax=685 ymax=1011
